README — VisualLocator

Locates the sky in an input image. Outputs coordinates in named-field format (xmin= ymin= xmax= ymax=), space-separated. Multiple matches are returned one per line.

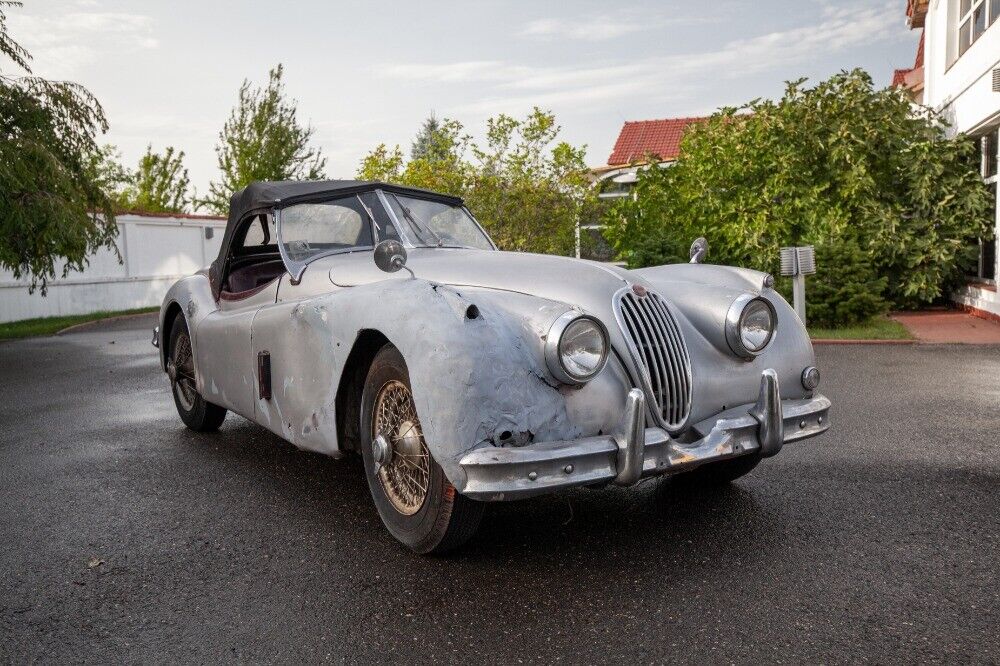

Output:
xmin=7 ymin=0 xmax=921 ymax=202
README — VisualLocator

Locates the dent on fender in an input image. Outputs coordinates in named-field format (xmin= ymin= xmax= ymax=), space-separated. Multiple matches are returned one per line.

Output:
xmin=227 ymin=277 xmax=582 ymax=488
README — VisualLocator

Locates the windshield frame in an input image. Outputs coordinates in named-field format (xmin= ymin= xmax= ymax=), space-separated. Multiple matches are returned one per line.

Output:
xmin=275 ymin=187 xmax=496 ymax=283
xmin=376 ymin=189 xmax=496 ymax=251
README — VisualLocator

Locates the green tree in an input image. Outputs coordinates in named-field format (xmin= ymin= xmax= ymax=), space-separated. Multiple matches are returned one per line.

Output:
xmin=200 ymin=64 xmax=326 ymax=213
xmin=606 ymin=69 xmax=994 ymax=318
xmin=410 ymin=113 xmax=451 ymax=162
xmin=121 ymin=145 xmax=190 ymax=213
xmin=358 ymin=108 xmax=592 ymax=255
xmin=0 ymin=0 xmax=119 ymax=293
xmin=84 ymin=144 xmax=132 ymax=207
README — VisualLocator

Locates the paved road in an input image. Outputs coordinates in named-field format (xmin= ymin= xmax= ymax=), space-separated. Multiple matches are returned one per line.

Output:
xmin=1 ymin=314 xmax=998 ymax=663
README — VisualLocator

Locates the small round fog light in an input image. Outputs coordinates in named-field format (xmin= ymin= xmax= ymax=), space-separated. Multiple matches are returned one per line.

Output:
xmin=801 ymin=366 xmax=820 ymax=390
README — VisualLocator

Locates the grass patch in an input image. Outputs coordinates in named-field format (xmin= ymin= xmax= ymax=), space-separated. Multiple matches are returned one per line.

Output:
xmin=808 ymin=315 xmax=912 ymax=340
xmin=0 ymin=307 xmax=158 ymax=340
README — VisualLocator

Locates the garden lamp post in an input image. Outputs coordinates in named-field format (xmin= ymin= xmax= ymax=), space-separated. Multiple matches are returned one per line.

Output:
xmin=780 ymin=246 xmax=816 ymax=326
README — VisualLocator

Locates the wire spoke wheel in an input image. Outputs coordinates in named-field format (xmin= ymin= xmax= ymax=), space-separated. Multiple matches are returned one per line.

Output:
xmin=372 ymin=380 xmax=431 ymax=515
xmin=170 ymin=330 xmax=198 ymax=412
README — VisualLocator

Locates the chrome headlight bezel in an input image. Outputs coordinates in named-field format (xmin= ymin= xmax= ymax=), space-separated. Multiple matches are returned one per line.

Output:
xmin=725 ymin=295 xmax=777 ymax=360
xmin=544 ymin=311 xmax=610 ymax=385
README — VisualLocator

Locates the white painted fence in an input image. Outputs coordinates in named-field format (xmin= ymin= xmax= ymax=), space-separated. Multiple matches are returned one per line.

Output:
xmin=0 ymin=213 xmax=227 ymax=324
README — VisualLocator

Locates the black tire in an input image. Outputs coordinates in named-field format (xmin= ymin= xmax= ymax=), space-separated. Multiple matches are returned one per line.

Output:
xmin=360 ymin=344 xmax=483 ymax=554
xmin=167 ymin=316 xmax=227 ymax=432
xmin=672 ymin=452 xmax=763 ymax=486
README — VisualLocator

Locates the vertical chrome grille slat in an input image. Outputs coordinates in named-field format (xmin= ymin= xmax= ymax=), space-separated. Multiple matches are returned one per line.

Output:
xmin=636 ymin=296 xmax=677 ymax=423
xmin=614 ymin=289 xmax=693 ymax=430
xmin=650 ymin=296 xmax=688 ymax=422
xmin=625 ymin=297 xmax=665 ymax=409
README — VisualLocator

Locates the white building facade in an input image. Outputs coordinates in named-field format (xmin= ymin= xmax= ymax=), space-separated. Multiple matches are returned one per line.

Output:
xmin=902 ymin=0 xmax=1000 ymax=319
xmin=0 ymin=213 xmax=225 ymax=324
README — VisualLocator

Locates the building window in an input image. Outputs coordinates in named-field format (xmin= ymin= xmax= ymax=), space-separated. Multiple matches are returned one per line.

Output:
xmin=958 ymin=0 xmax=998 ymax=58
xmin=979 ymin=129 xmax=999 ymax=281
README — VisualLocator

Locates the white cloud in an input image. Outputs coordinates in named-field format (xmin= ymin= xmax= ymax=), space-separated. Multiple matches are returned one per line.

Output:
xmin=519 ymin=16 xmax=647 ymax=41
xmin=7 ymin=9 xmax=158 ymax=76
xmin=379 ymin=3 xmax=899 ymax=114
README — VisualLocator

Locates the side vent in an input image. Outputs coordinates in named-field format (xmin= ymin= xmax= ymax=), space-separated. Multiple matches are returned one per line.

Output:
xmin=993 ymin=68 xmax=1000 ymax=93
xmin=257 ymin=350 xmax=272 ymax=400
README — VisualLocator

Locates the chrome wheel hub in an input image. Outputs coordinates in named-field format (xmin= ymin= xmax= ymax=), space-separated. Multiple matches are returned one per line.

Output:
xmin=372 ymin=380 xmax=430 ymax=516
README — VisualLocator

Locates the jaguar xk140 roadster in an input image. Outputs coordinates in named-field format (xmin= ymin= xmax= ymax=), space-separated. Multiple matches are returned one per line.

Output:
xmin=154 ymin=180 xmax=830 ymax=553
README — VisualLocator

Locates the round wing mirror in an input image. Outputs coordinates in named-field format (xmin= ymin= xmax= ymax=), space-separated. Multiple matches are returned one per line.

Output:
xmin=374 ymin=239 xmax=408 ymax=274
xmin=689 ymin=237 xmax=709 ymax=264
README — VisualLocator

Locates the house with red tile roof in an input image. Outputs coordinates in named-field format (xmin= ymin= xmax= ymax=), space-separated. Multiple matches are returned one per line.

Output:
xmin=593 ymin=116 xmax=707 ymax=200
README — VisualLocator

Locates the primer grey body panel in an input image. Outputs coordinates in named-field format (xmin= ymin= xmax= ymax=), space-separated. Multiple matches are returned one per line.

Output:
xmin=160 ymin=242 xmax=826 ymax=497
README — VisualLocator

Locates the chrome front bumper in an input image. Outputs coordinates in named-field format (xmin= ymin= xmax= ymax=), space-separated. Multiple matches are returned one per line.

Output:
xmin=458 ymin=369 xmax=830 ymax=501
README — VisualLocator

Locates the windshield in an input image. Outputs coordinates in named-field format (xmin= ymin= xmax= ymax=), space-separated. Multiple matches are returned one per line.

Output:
xmin=383 ymin=193 xmax=494 ymax=251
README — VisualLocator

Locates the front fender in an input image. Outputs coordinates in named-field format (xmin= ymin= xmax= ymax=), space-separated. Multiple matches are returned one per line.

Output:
xmin=249 ymin=278 xmax=625 ymax=489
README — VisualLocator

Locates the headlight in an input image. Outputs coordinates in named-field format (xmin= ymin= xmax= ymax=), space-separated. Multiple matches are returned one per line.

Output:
xmin=545 ymin=312 xmax=609 ymax=385
xmin=725 ymin=295 xmax=776 ymax=359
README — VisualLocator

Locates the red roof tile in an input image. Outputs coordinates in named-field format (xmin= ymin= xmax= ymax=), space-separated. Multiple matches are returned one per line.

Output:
xmin=607 ymin=117 xmax=708 ymax=166
xmin=891 ymin=29 xmax=924 ymax=89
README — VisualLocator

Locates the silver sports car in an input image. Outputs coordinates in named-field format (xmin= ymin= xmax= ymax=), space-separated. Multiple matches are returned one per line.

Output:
xmin=153 ymin=180 xmax=830 ymax=553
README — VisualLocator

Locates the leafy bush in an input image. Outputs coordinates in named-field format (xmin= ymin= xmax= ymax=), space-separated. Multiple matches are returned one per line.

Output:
xmin=604 ymin=69 xmax=994 ymax=323
xmin=783 ymin=238 xmax=888 ymax=328
xmin=358 ymin=109 xmax=593 ymax=256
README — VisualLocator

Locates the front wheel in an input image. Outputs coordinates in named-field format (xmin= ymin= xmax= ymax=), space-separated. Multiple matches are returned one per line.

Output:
xmin=167 ymin=315 xmax=227 ymax=432
xmin=360 ymin=344 xmax=483 ymax=554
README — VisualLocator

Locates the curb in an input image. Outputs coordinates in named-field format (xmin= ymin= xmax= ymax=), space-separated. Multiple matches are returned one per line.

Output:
xmin=811 ymin=338 xmax=916 ymax=345
xmin=55 ymin=310 xmax=158 ymax=336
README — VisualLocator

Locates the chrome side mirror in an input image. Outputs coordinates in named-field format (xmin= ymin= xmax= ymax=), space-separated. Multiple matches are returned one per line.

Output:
xmin=689 ymin=237 xmax=709 ymax=264
xmin=373 ymin=239 xmax=414 ymax=277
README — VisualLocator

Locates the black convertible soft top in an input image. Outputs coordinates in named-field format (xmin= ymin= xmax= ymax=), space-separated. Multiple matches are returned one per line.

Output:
xmin=209 ymin=180 xmax=463 ymax=299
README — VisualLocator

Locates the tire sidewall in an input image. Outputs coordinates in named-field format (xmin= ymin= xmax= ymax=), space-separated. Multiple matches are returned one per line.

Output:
xmin=360 ymin=345 xmax=454 ymax=552
xmin=168 ymin=316 xmax=213 ymax=430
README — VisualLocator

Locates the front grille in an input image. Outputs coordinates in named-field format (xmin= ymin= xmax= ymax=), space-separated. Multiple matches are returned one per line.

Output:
xmin=615 ymin=290 xmax=693 ymax=430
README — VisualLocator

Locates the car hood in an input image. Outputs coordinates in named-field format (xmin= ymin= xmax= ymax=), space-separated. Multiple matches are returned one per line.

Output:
xmin=319 ymin=247 xmax=815 ymax=429
xmin=327 ymin=248 xmax=632 ymax=316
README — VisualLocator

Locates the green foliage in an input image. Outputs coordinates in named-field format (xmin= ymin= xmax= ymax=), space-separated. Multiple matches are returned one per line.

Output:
xmin=807 ymin=316 xmax=912 ymax=341
xmin=0 ymin=0 xmax=119 ymax=294
xmin=358 ymin=108 xmax=593 ymax=255
xmin=0 ymin=306 xmax=157 ymax=340
xmin=782 ymin=238 xmax=888 ymax=328
xmin=410 ymin=113 xmax=454 ymax=162
xmin=606 ymin=69 xmax=994 ymax=321
xmin=120 ymin=145 xmax=190 ymax=213
xmin=84 ymin=144 xmax=131 ymax=205
xmin=200 ymin=64 xmax=325 ymax=214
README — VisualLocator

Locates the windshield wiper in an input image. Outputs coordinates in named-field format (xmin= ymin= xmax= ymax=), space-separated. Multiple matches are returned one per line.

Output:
xmin=390 ymin=193 xmax=443 ymax=247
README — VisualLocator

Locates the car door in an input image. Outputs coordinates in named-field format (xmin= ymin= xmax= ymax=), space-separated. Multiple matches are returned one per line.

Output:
xmin=194 ymin=214 xmax=281 ymax=420
xmin=246 ymin=192 xmax=393 ymax=454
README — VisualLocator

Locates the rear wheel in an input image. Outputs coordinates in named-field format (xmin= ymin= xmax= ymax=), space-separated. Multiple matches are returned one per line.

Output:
xmin=167 ymin=316 xmax=227 ymax=432
xmin=360 ymin=344 xmax=482 ymax=554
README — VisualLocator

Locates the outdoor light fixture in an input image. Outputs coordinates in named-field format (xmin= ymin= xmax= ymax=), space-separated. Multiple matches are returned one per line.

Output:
xmin=780 ymin=246 xmax=816 ymax=325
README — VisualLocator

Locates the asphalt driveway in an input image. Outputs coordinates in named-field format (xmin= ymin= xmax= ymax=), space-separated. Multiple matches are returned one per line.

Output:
xmin=1 ymin=314 xmax=998 ymax=663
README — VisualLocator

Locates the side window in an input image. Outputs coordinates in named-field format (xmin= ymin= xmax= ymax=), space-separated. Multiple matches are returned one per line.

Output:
xmin=239 ymin=214 xmax=276 ymax=249
xmin=281 ymin=200 xmax=370 ymax=263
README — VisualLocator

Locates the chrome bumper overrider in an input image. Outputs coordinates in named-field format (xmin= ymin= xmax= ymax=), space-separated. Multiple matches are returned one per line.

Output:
xmin=458 ymin=369 xmax=830 ymax=501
